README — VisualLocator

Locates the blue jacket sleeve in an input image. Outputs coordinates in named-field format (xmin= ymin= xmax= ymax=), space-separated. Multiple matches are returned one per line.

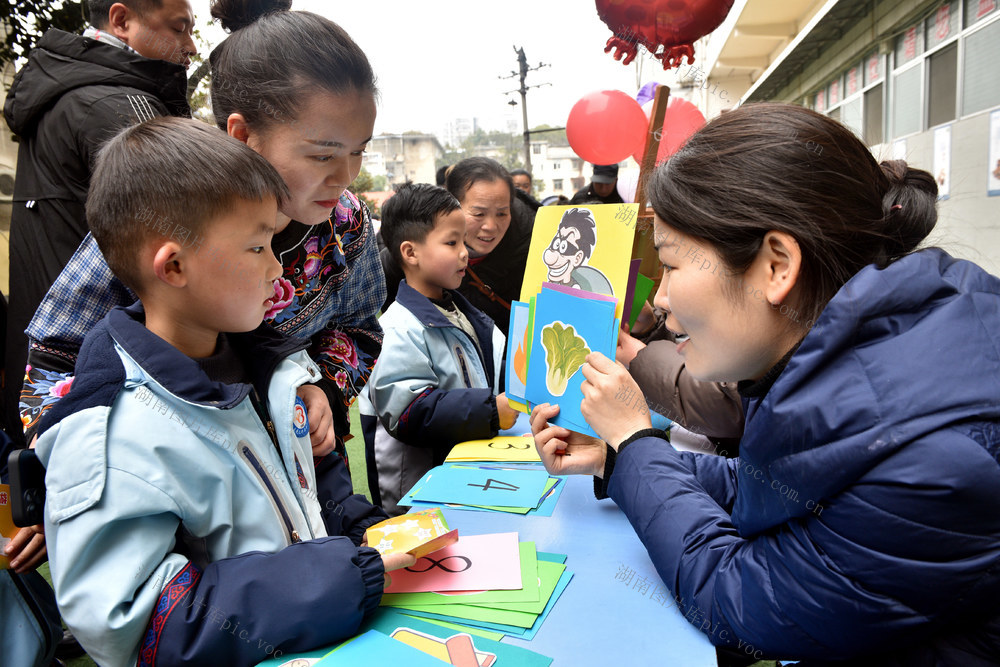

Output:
xmin=313 ymin=450 xmax=388 ymax=544
xmin=144 ymin=539 xmax=385 ymax=667
xmin=395 ymin=387 xmax=500 ymax=451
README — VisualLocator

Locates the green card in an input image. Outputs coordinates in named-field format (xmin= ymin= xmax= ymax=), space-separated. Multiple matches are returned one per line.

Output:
xmin=382 ymin=542 xmax=540 ymax=607
xmin=629 ymin=273 xmax=655 ymax=329
xmin=464 ymin=560 xmax=565 ymax=615
xmin=391 ymin=561 xmax=566 ymax=629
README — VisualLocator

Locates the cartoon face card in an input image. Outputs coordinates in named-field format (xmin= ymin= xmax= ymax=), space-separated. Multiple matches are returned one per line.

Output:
xmin=524 ymin=287 xmax=619 ymax=437
xmin=520 ymin=204 xmax=637 ymax=320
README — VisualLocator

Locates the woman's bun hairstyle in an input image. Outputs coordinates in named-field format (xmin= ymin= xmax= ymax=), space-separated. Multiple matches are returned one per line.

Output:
xmin=878 ymin=159 xmax=938 ymax=260
xmin=208 ymin=0 xmax=376 ymax=132
xmin=210 ymin=0 xmax=292 ymax=33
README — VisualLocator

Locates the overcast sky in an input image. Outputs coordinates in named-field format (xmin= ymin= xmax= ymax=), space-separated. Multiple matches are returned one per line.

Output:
xmin=189 ymin=0 xmax=671 ymax=140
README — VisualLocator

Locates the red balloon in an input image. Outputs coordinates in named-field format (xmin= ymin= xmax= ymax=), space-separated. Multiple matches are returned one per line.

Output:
xmin=633 ymin=96 xmax=706 ymax=165
xmin=567 ymin=90 xmax=648 ymax=166
xmin=596 ymin=0 xmax=735 ymax=70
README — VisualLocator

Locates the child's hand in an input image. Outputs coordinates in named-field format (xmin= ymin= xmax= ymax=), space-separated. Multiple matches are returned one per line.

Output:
xmin=530 ymin=403 xmax=607 ymax=477
xmin=616 ymin=323 xmax=647 ymax=367
xmin=495 ymin=393 xmax=519 ymax=431
xmin=5 ymin=524 xmax=47 ymax=574
xmin=580 ymin=352 xmax=653 ymax=450
xmin=380 ymin=552 xmax=418 ymax=589
xmin=296 ymin=384 xmax=336 ymax=456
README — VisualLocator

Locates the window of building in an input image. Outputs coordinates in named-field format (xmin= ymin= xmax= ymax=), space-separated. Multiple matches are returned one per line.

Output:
xmin=962 ymin=16 xmax=1000 ymax=115
xmin=927 ymin=41 xmax=958 ymax=127
xmin=864 ymin=83 xmax=885 ymax=145
xmin=864 ymin=50 xmax=883 ymax=87
xmin=533 ymin=144 xmax=542 ymax=155
xmin=845 ymin=62 xmax=863 ymax=98
xmin=841 ymin=97 xmax=863 ymax=138
xmin=894 ymin=24 xmax=924 ymax=67
xmin=926 ymin=2 xmax=961 ymax=50
xmin=553 ymin=179 xmax=564 ymax=190
xmin=828 ymin=75 xmax=844 ymax=107
xmin=893 ymin=65 xmax=923 ymax=137
xmin=965 ymin=0 xmax=998 ymax=25
xmin=553 ymin=162 xmax=561 ymax=170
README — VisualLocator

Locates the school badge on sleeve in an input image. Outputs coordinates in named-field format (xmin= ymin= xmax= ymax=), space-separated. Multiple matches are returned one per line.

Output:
xmin=293 ymin=396 xmax=309 ymax=438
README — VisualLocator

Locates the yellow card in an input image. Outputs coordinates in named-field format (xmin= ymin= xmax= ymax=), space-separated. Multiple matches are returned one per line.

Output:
xmin=365 ymin=508 xmax=458 ymax=559
xmin=519 ymin=203 xmax=637 ymax=320
xmin=444 ymin=437 xmax=540 ymax=463
xmin=1 ymin=484 xmax=16 ymax=570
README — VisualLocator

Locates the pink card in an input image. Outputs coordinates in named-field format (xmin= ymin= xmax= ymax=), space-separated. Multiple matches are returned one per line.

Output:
xmin=384 ymin=532 xmax=522 ymax=594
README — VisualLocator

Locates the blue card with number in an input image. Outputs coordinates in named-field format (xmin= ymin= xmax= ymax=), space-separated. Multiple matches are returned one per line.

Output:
xmin=409 ymin=465 xmax=550 ymax=508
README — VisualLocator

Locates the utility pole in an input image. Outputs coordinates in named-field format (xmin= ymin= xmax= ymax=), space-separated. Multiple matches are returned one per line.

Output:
xmin=500 ymin=46 xmax=553 ymax=175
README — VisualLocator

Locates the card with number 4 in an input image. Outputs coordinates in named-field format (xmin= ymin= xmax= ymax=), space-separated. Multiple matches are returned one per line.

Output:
xmin=410 ymin=465 xmax=550 ymax=508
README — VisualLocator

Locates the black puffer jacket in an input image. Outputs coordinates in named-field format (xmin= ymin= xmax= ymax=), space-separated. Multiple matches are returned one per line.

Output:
xmin=2 ymin=29 xmax=188 ymax=438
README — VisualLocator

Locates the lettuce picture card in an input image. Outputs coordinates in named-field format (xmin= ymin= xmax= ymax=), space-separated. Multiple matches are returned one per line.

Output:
xmin=524 ymin=287 xmax=618 ymax=437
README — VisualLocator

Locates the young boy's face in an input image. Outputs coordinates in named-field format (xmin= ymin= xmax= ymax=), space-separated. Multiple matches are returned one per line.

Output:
xmin=405 ymin=209 xmax=469 ymax=300
xmin=184 ymin=197 xmax=283 ymax=335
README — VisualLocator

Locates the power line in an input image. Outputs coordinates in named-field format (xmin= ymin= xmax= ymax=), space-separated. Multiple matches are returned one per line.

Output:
xmin=499 ymin=46 xmax=554 ymax=174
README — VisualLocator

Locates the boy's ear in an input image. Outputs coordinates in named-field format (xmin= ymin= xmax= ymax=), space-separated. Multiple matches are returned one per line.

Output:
xmin=227 ymin=113 xmax=252 ymax=145
xmin=152 ymin=241 xmax=188 ymax=288
xmin=399 ymin=240 xmax=420 ymax=268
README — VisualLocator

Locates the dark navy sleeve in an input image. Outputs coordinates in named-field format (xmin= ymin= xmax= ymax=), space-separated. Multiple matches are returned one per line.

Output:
xmin=138 ymin=539 xmax=384 ymax=667
xmin=313 ymin=450 xmax=388 ymax=544
xmin=394 ymin=387 xmax=500 ymax=453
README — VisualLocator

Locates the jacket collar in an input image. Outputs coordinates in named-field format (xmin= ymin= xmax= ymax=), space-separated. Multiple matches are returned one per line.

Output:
xmin=106 ymin=302 xmax=310 ymax=407
xmin=4 ymin=29 xmax=189 ymax=133
xmin=395 ymin=280 xmax=497 ymax=381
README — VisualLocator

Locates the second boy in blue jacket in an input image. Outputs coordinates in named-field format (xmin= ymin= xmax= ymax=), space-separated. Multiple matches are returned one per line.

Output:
xmin=361 ymin=184 xmax=519 ymax=515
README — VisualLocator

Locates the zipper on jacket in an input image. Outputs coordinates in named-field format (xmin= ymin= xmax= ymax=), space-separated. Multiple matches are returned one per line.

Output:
xmin=241 ymin=445 xmax=301 ymax=544
xmin=249 ymin=386 xmax=280 ymax=453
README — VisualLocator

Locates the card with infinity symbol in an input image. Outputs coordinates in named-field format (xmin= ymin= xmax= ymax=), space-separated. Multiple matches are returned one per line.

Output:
xmin=384 ymin=532 xmax=523 ymax=594
xmin=410 ymin=466 xmax=550 ymax=508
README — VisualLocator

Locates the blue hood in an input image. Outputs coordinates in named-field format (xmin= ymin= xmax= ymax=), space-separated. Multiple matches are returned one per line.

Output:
xmin=733 ymin=248 xmax=1000 ymax=536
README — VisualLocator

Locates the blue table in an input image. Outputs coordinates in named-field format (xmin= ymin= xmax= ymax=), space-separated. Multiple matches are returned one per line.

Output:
xmin=437 ymin=458 xmax=717 ymax=664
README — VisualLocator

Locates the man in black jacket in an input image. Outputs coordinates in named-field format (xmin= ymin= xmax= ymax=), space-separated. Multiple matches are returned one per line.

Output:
xmin=568 ymin=163 xmax=625 ymax=205
xmin=3 ymin=0 xmax=194 ymax=442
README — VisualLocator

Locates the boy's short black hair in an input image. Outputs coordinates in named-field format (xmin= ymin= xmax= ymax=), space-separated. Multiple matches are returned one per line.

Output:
xmin=381 ymin=183 xmax=463 ymax=270
xmin=86 ymin=116 xmax=289 ymax=293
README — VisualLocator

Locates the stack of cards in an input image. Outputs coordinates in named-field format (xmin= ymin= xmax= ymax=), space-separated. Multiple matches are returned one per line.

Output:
xmin=380 ymin=532 xmax=573 ymax=642
xmin=257 ymin=535 xmax=571 ymax=666
xmin=505 ymin=204 xmax=643 ymax=437
xmin=400 ymin=464 xmax=565 ymax=516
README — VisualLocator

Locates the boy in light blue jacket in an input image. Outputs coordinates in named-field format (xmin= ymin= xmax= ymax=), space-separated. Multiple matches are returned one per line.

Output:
xmin=361 ymin=184 xmax=519 ymax=515
xmin=34 ymin=117 xmax=414 ymax=667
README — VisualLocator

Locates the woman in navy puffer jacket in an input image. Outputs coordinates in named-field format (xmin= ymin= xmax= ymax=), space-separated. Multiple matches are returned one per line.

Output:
xmin=531 ymin=103 xmax=1000 ymax=666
